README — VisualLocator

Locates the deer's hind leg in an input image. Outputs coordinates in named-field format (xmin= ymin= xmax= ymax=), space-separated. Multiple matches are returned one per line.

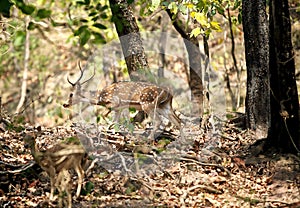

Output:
xmin=56 ymin=169 xmax=72 ymax=208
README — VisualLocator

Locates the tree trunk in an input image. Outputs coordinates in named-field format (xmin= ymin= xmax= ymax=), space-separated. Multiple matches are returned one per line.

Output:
xmin=166 ymin=10 xmax=204 ymax=116
xmin=109 ymin=0 xmax=149 ymax=81
xmin=16 ymin=16 xmax=30 ymax=114
xmin=242 ymin=0 xmax=270 ymax=138
xmin=269 ymin=0 xmax=300 ymax=153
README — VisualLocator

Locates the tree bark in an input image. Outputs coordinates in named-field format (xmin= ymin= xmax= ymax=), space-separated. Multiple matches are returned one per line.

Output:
xmin=242 ymin=0 xmax=270 ymax=138
xmin=269 ymin=0 xmax=300 ymax=153
xmin=166 ymin=10 xmax=204 ymax=116
xmin=16 ymin=16 xmax=30 ymax=114
xmin=109 ymin=0 xmax=149 ymax=81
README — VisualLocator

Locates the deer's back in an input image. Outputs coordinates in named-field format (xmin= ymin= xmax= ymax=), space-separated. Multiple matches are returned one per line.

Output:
xmin=98 ymin=82 xmax=171 ymax=109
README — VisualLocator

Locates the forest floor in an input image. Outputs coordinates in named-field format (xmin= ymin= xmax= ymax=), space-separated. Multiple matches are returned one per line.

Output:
xmin=0 ymin=113 xmax=299 ymax=208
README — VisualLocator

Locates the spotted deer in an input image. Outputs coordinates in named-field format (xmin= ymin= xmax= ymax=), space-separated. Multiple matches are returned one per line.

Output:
xmin=24 ymin=133 xmax=86 ymax=208
xmin=63 ymin=63 xmax=182 ymax=137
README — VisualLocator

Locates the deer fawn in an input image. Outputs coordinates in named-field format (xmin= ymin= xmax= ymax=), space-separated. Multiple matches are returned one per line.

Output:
xmin=24 ymin=133 xmax=86 ymax=208
xmin=63 ymin=63 xmax=182 ymax=138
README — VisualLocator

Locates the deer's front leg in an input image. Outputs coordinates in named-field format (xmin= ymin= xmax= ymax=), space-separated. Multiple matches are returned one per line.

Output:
xmin=48 ymin=167 xmax=56 ymax=201
xmin=143 ymin=106 xmax=162 ymax=140
xmin=75 ymin=165 xmax=84 ymax=198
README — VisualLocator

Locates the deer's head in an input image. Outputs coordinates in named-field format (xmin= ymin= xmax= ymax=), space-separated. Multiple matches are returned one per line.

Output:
xmin=63 ymin=62 xmax=96 ymax=108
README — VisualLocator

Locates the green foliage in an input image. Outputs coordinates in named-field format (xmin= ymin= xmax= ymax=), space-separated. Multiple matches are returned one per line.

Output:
xmin=0 ymin=0 xmax=243 ymax=126
xmin=8 ymin=0 xmax=111 ymax=47
xmin=13 ymin=30 xmax=26 ymax=47
xmin=127 ymin=0 xmax=134 ymax=4
xmin=5 ymin=116 xmax=26 ymax=132
xmin=138 ymin=0 xmax=242 ymax=38
xmin=168 ymin=0 xmax=225 ymax=37
xmin=13 ymin=0 xmax=36 ymax=15
xmin=82 ymin=181 xmax=94 ymax=195
xmin=71 ymin=0 xmax=110 ymax=46
xmin=129 ymin=107 xmax=137 ymax=114
xmin=0 ymin=0 xmax=114 ymax=126
xmin=36 ymin=8 xmax=51 ymax=19
xmin=149 ymin=0 xmax=160 ymax=12
xmin=155 ymin=137 xmax=171 ymax=153
xmin=0 ymin=0 xmax=13 ymax=17
xmin=74 ymin=25 xmax=91 ymax=46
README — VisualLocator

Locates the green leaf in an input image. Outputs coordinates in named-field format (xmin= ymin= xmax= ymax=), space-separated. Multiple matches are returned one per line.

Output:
xmin=150 ymin=0 xmax=160 ymax=12
xmin=127 ymin=0 xmax=134 ymax=4
xmin=36 ymin=8 xmax=51 ymax=19
xmin=168 ymin=2 xmax=178 ymax=15
xmin=238 ymin=12 xmax=242 ymax=24
xmin=84 ymin=181 xmax=94 ymax=194
xmin=20 ymin=4 xmax=35 ymax=15
xmin=14 ymin=0 xmax=35 ymax=15
xmin=216 ymin=5 xmax=225 ymax=15
xmin=178 ymin=4 xmax=187 ymax=14
xmin=100 ymin=13 xmax=108 ymax=19
xmin=129 ymin=107 xmax=136 ymax=113
xmin=190 ymin=28 xmax=201 ymax=38
xmin=211 ymin=7 xmax=216 ymax=16
xmin=80 ymin=18 xmax=88 ymax=23
xmin=27 ymin=21 xmax=36 ymax=30
xmin=192 ymin=12 xmax=209 ymax=27
xmin=210 ymin=21 xmax=222 ymax=32
xmin=196 ymin=1 xmax=205 ymax=10
xmin=74 ymin=25 xmax=88 ymax=36
xmin=76 ymin=0 xmax=90 ymax=6
xmin=93 ymin=23 xmax=107 ymax=29
xmin=0 ymin=0 xmax=13 ymax=17
xmin=99 ymin=5 xmax=109 ymax=12
xmin=88 ymin=11 xmax=98 ymax=17
xmin=76 ymin=1 xmax=86 ymax=6
xmin=79 ymin=29 xmax=91 ymax=46
xmin=91 ymin=16 xmax=98 ymax=22
xmin=233 ymin=0 xmax=241 ymax=10
xmin=92 ymin=32 xmax=106 ymax=44
xmin=185 ymin=2 xmax=194 ymax=9
xmin=14 ymin=31 xmax=26 ymax=47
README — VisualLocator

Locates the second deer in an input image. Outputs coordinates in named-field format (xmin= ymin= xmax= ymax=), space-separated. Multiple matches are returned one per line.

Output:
xmin=63 ymin=63 xmax=182 ymax=138
xmin=24 ymin=133 xmax=87 ymax=208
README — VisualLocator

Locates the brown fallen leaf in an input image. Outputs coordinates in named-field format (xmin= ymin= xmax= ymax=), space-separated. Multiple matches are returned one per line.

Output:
xmin=233 ymin=157 xmax=246 ymax=168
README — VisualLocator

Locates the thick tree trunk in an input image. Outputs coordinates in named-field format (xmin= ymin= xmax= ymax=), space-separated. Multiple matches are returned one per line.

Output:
xmin=166 ymin=10 xmax=204 ymax=116
xmin=109 ymin=0 xmax=149 ymax=81
xmin=269 ymin=0 xmax=300 ymax=153
xmin=242 ymin=0 xmax=270 ymax=138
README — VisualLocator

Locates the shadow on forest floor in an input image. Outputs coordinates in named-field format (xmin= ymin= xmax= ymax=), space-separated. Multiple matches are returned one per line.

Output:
xmin=0 ymin=113 xmax=299 ymax=207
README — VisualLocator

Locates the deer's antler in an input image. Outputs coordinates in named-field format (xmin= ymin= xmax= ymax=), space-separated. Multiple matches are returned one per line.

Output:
xmin=67 ymin=61 xmax=84 ymax=87
xmin=67 ymin=61 xmax=95 ymax=87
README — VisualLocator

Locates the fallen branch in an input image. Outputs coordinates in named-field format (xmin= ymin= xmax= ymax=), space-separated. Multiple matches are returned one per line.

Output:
xmin=0 ymin=161 xmax=36 ymax=174
xmin=179 ymin=155 xmax=231 ymax=177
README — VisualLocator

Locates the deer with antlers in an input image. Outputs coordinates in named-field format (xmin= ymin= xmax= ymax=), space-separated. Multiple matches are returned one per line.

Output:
xmin=63 ymin=63 xmax=182 ymax=138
